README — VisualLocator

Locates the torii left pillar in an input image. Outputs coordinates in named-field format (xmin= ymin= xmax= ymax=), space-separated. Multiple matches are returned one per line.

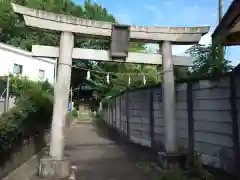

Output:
xmin=157 ymin=41 xmax=178 ymax=169
xmin=38 ymin=32 xmax=74 ymax=179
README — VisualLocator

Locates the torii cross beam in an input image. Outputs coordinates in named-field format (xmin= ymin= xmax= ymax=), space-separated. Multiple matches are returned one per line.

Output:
xmin=12 ymin=3 xmax=209 ymax=179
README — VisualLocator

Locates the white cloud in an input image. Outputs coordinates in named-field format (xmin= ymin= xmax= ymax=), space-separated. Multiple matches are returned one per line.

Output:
xmin=199 ymin=32 xmax=212 ymax=45
xmin=199 ymin=28 xmax=216 ymax=45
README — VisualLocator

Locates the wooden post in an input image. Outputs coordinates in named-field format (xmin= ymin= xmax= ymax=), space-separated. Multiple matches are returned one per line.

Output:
xmin=218 ymin=0 xmax=223 ymax=22
xmin=218 ymin=0 xmax=225 ymax=64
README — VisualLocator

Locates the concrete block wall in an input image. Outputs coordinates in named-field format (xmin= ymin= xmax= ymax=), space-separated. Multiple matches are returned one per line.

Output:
xmin=103 ymin=73 xmax=240 ymax=173
xmin=128 ymin=89 xmax=151 ymax=147
xmin=235 ymin=75 xmax=240 ymax=152
xmin=120 ymin=93 xmax=128 ymax=135
xmin=152 ymin=87 xmax=164 ymax=149
xmin=116 ymin=96 xmax=121 ymax=132
xmin=176 ymin=83 xmax=189 ymax=149
xmin=191 ymin=77 xmax=234 ymax=171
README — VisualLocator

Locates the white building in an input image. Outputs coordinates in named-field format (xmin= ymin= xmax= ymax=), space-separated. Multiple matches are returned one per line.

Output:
xmin=0 ymin=42 xmax=56 ymax=84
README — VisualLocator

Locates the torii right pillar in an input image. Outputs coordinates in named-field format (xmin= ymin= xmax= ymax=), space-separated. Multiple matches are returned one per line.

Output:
xmin=160 ymin=41 xmax=177 ymax=169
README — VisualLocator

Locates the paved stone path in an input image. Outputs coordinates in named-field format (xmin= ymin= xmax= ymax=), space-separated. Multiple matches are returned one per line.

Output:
xmin=64 ymin=122 xmax=152 ymax=180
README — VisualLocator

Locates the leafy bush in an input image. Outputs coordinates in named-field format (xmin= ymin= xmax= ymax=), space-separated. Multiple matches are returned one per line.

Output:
xmin=9 ymin=74 xmax=53 ymax=98
xmin=0 ymin=77 xmax=53 ymax=158
xmin=71 ymin=109 xmax=78 ymax=118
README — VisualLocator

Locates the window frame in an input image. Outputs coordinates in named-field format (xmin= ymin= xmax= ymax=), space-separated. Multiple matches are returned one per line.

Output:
xmin=38 ymin=69 xmax=45 ymax=79
xmin=13 ymin=63 xmax=23 ymax=75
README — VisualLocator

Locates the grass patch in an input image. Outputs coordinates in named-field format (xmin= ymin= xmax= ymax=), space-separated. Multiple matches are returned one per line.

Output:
xmin=136 ymin=158 xmax=155 ymax=174
xmin=136 ymin=153 xmax=237 ymax=180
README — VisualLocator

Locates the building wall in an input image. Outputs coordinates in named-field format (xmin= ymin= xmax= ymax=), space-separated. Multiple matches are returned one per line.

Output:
xmin=0 ymin=43 xmax=56 ymax=84
xmin=0 ymin=43 xmax=56 ymax=115
xmin=103 ymin=72 xmax=240 ymax=173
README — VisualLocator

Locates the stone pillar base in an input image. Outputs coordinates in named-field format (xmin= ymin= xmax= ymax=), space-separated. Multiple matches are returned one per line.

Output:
xmin=31 ymin=156 xmax=70 ymax=180
xmin=158 ymin=152 xmax=183 ymax=170
xmin=32 ymin=176 xmax=69 ymax=180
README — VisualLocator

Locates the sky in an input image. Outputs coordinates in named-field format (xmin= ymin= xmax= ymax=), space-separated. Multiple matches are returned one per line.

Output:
xmin=74 ymin=0 xmax=240 ymax=66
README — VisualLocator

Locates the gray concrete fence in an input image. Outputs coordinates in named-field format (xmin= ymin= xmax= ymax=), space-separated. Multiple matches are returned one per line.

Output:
xmin=102 ymin=72 xmax=240 ymax=173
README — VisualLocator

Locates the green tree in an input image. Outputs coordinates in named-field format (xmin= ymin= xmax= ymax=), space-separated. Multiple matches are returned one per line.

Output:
xmin=0 ymin=0 xmax=116 ymax=50
xmin=88 ymin=62 xmax=160 ymax=102
xmin=0 ymin=0 xmax=159 ymax=104
xmin=186 ymin=44 xmax=232 ymax=78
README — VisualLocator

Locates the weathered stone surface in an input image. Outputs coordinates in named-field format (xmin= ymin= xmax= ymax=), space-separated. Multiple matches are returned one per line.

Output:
xmin=38 ymin=157 xmax=70 ymax=179
xmin=31 ymin=175 xmax=68 ymax=180
xmin=31 ymin=45 xmax=193 ymax=66
xmin=157 ymin=152 xmax=187 ymax=170
xmin=11 ymin=3 xmax=209 ymax=44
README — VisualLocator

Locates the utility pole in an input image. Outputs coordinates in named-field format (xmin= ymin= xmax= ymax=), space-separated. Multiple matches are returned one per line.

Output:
xmin=218 ymin=0 xmax=223 ymax=22
xmin=218 ymin=0 xmax=225 ymax=62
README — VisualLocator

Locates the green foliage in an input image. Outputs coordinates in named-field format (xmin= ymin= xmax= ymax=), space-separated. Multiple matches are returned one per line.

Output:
xmin=9 ymin=74 xmax=53 ymax=98
xmin=1 ymin=0 xmax=231 ymax=112
xmin=157 ymin=154 xmax=213 ymax=180
xmin=0 ymin=0 xmax=149 ymax=101
xmin=0 ymin=77 xmax=53 ymax=156
xmin=88 ymin=63 xmax=160 ymax=102
xmin=186 ymin=44 xmax=232 ymax=78
xmin=136 ymin=159 xmax=154 ymax=174
xmin=186 ymin=153 xmax=213 ymax=180
xmin=161 ymin=168 xmax=188 ymax=180
xmin=0 ymin=0 xmax=115 ymax=51
xmin=71 ymin=109 xmax=78 ymax=118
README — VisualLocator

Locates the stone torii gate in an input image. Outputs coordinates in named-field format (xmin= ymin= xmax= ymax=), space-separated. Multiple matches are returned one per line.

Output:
xmin=12 ymin=3 xmax=209 ymax=179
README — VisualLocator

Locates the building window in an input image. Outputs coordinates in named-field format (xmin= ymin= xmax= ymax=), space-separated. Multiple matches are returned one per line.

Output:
xmin=39 ymin=69 xmax=45 ymax=79
xmin=13 ymin=64 xmax=23 ymax=74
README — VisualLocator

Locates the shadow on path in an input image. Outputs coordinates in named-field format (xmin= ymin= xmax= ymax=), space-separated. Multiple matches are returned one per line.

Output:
xmin=64 ymin=122 xmax=157 ymax=180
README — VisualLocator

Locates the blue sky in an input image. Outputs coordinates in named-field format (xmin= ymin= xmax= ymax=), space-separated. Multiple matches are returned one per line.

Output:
xmin=74 ymin=0 xmax=239 ymax=66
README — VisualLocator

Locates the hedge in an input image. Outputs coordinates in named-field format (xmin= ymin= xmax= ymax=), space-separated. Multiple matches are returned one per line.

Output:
xmin=0 ymin=77 xmax=53 ymax=163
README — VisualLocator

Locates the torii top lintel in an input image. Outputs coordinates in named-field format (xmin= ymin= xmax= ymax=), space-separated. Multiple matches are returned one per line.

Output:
xmin=12 ymin=3 xmax=210 ymax=45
